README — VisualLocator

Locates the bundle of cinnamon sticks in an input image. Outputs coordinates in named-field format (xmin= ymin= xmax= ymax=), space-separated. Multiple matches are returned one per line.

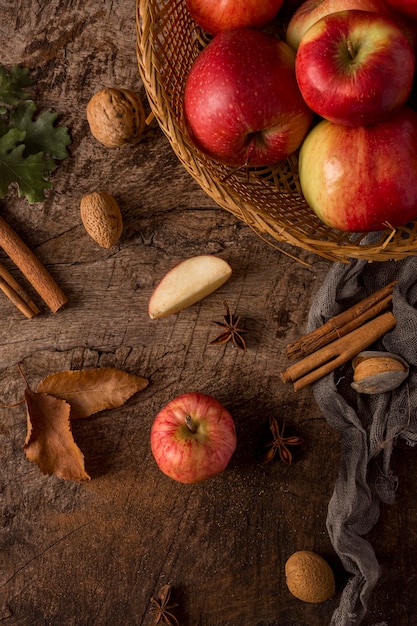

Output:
xmin=280 ymin=281 xmax=397 ymax=391
xmin=0 ymin=215 xmax=67 ymax=318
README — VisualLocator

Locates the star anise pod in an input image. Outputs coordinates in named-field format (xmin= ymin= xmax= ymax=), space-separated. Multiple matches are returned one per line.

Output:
xmin=149 ymin=584 xmax=179 ymax=626
xmin=209 ymin=300 xmax=247 ymax=351
xmin=262 ymin=417 xmax=304 ymax=465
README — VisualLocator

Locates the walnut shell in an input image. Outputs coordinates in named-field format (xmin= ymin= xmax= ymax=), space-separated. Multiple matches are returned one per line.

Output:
xmin=80 ymin=191 xmax=123 ymax=248
xmin=86 ymin=88 xmax=146 ymax=147
xmin=285 ymin=550 xmax=335 ymax=603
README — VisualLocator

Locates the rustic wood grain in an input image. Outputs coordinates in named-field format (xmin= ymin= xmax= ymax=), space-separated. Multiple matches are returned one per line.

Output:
xmin=1 ymin=2 xmax=416 ymax=626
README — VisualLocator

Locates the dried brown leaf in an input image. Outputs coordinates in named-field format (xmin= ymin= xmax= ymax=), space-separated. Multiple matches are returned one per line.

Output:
xmin=36 ymin=367 xmax=149 ymax=419
xmin=24 ymin=387 xmax=90 ymax=481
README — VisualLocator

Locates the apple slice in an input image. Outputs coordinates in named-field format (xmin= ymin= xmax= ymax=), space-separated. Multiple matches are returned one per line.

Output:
xmin=148 ymin=255 xmax=232 ymax=319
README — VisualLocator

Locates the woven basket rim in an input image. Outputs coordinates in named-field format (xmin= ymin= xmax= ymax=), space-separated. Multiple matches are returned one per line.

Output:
xmin=136 ymin=0 xmax=417 ymax=263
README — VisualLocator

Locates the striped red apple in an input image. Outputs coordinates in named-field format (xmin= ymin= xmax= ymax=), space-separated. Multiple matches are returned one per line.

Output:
xmin=183 ymin=28 xmax=313 ymax=168
xmin=185 ymin=0 xmax=284 ymax=34
xmin=150 ymin=393 xmax=237 ymax=484
xmin=298 ymin=107 xmax=417 ymax=232
xmin=295 ymin=10 xmax=415 ymax=127
xmin=286 ymin=0 xmax=416 ymax=50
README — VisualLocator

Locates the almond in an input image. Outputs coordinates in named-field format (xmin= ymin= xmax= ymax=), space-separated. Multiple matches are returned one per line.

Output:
xmin=80 ymin=191 xmax=123 ymax=248
xmin=285 ymin=550 xmax=335 ymax=603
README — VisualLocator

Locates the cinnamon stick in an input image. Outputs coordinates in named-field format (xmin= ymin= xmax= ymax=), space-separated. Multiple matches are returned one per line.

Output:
xmin=0 ymin=263 xmax=40 ymax=318
xmin=280 ymin=311 xmax=396 ymax=391
xmin=286 ymin=280 xmax=397 ymax=360
xmin=0 ymin=216 xmax=67 ymax=313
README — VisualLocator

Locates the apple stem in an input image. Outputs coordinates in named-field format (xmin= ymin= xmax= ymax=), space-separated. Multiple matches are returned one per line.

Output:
xmin=185 ymin=414 xmax=197 ymax=433
xmin=346 ymin=39 xmax=355 ymax=60
xmin=245 ymin=139 xmax=255 ymax=167
xmin=221 ymin=138 xmax=255 ymax=183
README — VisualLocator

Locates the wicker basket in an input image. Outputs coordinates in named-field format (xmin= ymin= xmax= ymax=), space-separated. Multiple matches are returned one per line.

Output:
xmin=136 ymin=0 xmax=417 ymax=263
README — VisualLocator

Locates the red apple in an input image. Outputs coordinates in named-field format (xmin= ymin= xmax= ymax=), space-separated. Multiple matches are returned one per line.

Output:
xmin=185 ymin=0 xmax=284 ymax=34
xmin=298 ymin=106 xmax=417 ymax=232
xmin=150 ymin=392 xmax=237 ymax=483
xmin=385 ymin=0 xmax=417 ymax=19
xmin=295 ymin=10 xmax=415 ymax=127
xmin=286 ymin=0 xmax=416 ymax=50
xmin=183 ymin=29 xmax=313 ymax=168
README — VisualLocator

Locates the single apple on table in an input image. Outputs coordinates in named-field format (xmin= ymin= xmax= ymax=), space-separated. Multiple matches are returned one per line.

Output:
xmin=286 ymin=0 xmax=416 ymax=50
xmin=151 ymin=392 xmax=237 ymax=484
xmin=298 ymin=106 xmax=417 ymax=232
xmin=183 ymin=28 xmax=313 ymax=168
xmin=295 ymin=10 xmax=415 ymax=127
xmin=185 ymin=0 xmax=285 ymax=34
xmin=148 ymin=255 xmax=232 ymax=320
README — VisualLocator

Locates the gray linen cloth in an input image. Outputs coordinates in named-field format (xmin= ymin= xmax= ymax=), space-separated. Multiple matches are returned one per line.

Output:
xmin=306 ymin=255 xmax=417 ymax=626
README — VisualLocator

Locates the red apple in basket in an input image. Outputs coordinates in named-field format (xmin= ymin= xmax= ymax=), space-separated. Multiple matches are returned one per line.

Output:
xmin=183 ymin=29 xmax=313 ymax=168
xmin=185 ymin=0 xmax=285 ymax=34
xmin=295 ymin=10 xmax=415 ymax=127
xmin=286 ymin=0 xmax=416 ymax=50
xmin=151 ymin=392 xmax=237 ymax=484
xmin=385 ymin=0 xmax=417 ymax=19
xmin=298 ymin=106 xmax=417 ymax=232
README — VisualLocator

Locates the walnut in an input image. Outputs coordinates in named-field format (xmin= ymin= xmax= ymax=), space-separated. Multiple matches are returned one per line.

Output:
xmin=86 ymin=87 xmax=146 ymax=147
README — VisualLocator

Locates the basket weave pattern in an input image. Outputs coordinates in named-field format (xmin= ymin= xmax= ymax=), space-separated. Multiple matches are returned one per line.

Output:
xmin=136 ymin=0 xmax=417 ymax=262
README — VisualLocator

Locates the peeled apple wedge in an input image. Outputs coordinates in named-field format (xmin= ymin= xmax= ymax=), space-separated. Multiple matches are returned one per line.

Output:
xmin=148 ymin=255 xmax=232 ymax=319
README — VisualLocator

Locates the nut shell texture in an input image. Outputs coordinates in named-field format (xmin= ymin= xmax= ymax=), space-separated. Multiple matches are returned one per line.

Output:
xmin=80 ymin=191 xmax=123 ymax=248
xmin=86 ymin=88 xmax=146 ymax=147
xmin=351 ymin=350 xmax=409 ymax=394
xmin=285 ymin=550 xmax=335 ymax=603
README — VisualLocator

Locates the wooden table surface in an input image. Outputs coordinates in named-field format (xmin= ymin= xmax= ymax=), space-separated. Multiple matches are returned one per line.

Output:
xmin=1 ymin=2 xmax=417 ymax=625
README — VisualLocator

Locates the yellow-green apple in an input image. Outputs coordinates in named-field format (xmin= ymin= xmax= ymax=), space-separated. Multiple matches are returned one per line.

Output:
xmin=295 ymin=10 xmax=415 ymax=127
xmin=150 ymin=392 xmax=237 ymax=483
xmin=298 ymin=106 xmax=417 ymax=232
xmin=385 ymin=0 xmax=417 ymax=18
xmin=286 ymin=0 xmax=416 ymax=50
xmin=185 ymin=0 xmax=284 ymax=34
xmin=148 ymin=255 xmax=232 ymax=319
xmin=183 ymin=28 xmax=313 ymax=168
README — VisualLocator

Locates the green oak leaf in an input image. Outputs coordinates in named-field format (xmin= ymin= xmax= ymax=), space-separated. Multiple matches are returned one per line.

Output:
xmin=0 ymin=65 xmax=33 ymax=110
xmin=10 ymin=100 xmax=71 ymax=160
xmin=0 ymin=63 xmax=70 ymax=203
xmin=0 ymin=128 xmax=56 ymax=203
